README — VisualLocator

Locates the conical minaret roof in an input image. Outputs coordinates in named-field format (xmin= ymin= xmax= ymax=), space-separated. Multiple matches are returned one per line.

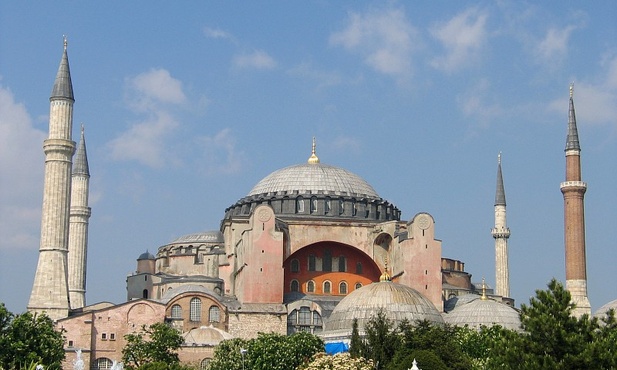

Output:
xmin=565 ymin=84 xmax=580 ymax=151
xmin=495 ymin=153 xmax=506 ymax=206
xmin=50 ymin=37 xmax=74 ymax=101
xmin=73 ymin=125 xmax=89 ymax=176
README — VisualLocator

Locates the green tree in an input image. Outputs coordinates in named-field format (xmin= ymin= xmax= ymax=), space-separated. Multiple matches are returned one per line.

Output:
xmin=122 ymin=322 xmax=184 ymax=370
xmin=0 ymin=304 xmax=65 ymax=370
xmin=299 ymin=352 xmax=374 ymax=370
xmin=359 ymin=309 xmax=400 ymax=370
xmin=349 ymin=318 xmax=363 ymax=358
xmin=206 ymin=338 xmax=249 ymax=370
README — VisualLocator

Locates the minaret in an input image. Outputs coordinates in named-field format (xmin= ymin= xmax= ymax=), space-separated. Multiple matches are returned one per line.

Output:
xmin=68 ymin=125 xmax=91 ymax=309
xmin=491 ymin=153 xmax=510 ymax=298
xmin=28 ymin=38 xmax=76 ymax=320
xmin=560 ymin=84 xmax=591 ymax=317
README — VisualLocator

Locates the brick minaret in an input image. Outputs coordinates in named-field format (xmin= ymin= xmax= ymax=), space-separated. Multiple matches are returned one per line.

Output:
xmin=560 ymin=84 xmax=591 ymax=317
xmin=68 ymin=126 xmax=91 ymax=309
xmin=492 ymin=153 xmax=510 ymax=298
xmin=28 ymin=38 xmax=76 ymax=320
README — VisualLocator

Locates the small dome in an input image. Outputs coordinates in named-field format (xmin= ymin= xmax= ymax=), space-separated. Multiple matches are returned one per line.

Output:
xmin=249 ymin=163 xmax=380 ymax=199
xmin=138 ymin=251 xmax=155 ymax=260
xmin=170 ymin=231 xmax=224 ymax=244
xmin=443 ymin=298 xmax=521 ymax=331
xmin=444 ymin=293 xmax=481 ymax=313
xmin=594 ymin=299 xmax=617 ymax=319
xmin=182 ymin=325 xmax=233 ymax=346
xmin=326 ymin=281 xmax=443 ymax=332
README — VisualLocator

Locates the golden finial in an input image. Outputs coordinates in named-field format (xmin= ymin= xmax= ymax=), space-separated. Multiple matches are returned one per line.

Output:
xmin=63 ymin=35 xmax=68 ymax=50
xmin=307 ymin=136 xmax=320 ymax=164
xmin=379 ymin=256 xmax=391 ymax=282
xmin=570 ymin=83 xmax=574 ymax=98
xmin=481 ymin=277 xmax=487 ymax=300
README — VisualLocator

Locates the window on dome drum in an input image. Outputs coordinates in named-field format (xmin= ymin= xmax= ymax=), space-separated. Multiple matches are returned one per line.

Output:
xmin=325 ymin=198 xmax=331 ymax=214
xmin=323 ymin=281 xmax=331 ymax=294
xmin=290 ymin=280 xmax=300 ymax=292
xmin=355 ymin=282 xmax=363 ymax=290
xmin=296 ymin=196 xmax=304 ymax=213
xmin=200 ymin=359 xmax=211 ymax=370
xmin=338 ymin=256 xmax=346 ymax=272
xmin=291 ymin=259 xmax=300 ymax=273
xmin=308 ymin=255 xmax=316 ymax=271
xmin=209 ymin=305 xmax=220 ymax=323
xmin=287 ymin=306 xmax=323 ymax=335
xmin=339 ymin=281 xmax=348 ymax=295
xmin=93 ymin=358 xmax=113 ymax=370
xmin=339 ymin=198 xmax=344 ymax=215
xmin=310 ymin=197 xmax=317 ymax=214
xmin=323 ymin=250 xmax=332 ymax=272
xmin=352 ymin=201 xmax=357 ymax=216
xmin=307 ymin=280 xmax=315 ymax=293
xmin=356 ymin=262 xmax=363 ymax=274
xmin=142 ymin=289 xmax=148 ymax=299
xmin=171 ymin=304 xmax=182 ymax=319
xmin=190 ymin=298 xmax=202 ymax=322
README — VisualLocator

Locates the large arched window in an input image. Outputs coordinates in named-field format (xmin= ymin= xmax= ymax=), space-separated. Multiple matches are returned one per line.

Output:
xmin=190 ymin=298 xmax=202 ymax=322
xmin=209 ymin=305 xmax=220 ymax=323
xmin=356 ymin=262 xmax=363 ymax=274
xmin=310 ymin=197 xmax=317 ymax=214
xmin=290 ymin=280 xmax=300 ymax=292
xmin=296 ymin=196 xmax=305 ymax=213
xmin=200 ymin=359 xmax=211 ymax=370
xmin=308 ymin=255 xmax=316 ymax=272
xmin=291 ymin=259 xmax=300 ymax=273
xmin=92 ymin=358 xmax=113 ymax=370
xmin=287 ymin=306 xmax=323 ymax=335
xmin=338 ymin=256 xmax=346 ymax=272
xmin=171 ymin=304 xmax=182 ymax=319
xmin=355 ymin=282 xmax=363 ymax=290
xmin=323 ymin=250 xmax=332 ymax=272
xmin=323 ymin=281 xmax=331 ymax=294
xmin=339 ymin=281 xmax=348 ymax=295
xmin=142 ymin=289 xmax=148 ymax=299
xmin=307 ymin=280 xmax=315 ymax=293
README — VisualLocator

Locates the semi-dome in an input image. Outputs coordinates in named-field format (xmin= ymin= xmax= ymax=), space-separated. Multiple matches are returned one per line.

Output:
xmin=248 ymin=163 xmax=379 ymax=198
xmin=443 ymin=297 xmax=521 ymax=331
xmin=182 ymin=325 xmax=233 ymax=346
xmin=326 ymin=281 xmax=444 ymax=332
xmin=170 ymin=231 xmax=224 ymax=244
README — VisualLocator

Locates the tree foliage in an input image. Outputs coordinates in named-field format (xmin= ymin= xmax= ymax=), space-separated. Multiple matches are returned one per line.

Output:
xmin=0 ymin=303 xmax=65 ymax=370
xmin=122 ymin=322 xmax=184 ymax=370
xmin=299 ymin=352 xmax=373 ymax=370
xmin=207 ymin=331 xmax=323 ymax=370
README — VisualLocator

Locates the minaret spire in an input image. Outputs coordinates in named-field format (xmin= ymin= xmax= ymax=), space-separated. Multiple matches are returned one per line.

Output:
xmin=29 ymin=38 xmax=76 ymax=320
xmin=492 ymin=152 xmax=510 ymax=298
xmin=68 ymin=124 xmax=91 ymax=309
xmin=307 ymin=136 xmax=320 ymax=164
xmin=560 ymin=84 xmax=591 ymax=317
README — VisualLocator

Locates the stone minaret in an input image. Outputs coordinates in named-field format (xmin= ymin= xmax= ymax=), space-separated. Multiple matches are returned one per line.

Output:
xmin=560 ymin=85 xmax=591 ymax=317
xmin=68 ymin=125 xmax=91 ymax=309
xmin=28 ymin=38 xmax=76 ymax=320
xmin=491 ymin=153 xmax=510 ymax=298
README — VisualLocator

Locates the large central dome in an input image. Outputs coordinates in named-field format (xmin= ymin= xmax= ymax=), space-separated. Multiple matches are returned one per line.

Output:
xmin=248 ymin=163 xmax=380 ymax=198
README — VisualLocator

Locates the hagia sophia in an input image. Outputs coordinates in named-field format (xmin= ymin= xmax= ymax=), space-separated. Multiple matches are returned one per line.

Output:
xmin=26 ymin=41 xmax=616 ymax=369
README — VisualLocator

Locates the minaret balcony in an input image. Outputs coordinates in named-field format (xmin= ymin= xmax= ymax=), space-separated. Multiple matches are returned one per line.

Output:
xmin=560 ymin=181 xmax=587 ymax=190
xmin=491 ymin=228 xmax=510 ymax=239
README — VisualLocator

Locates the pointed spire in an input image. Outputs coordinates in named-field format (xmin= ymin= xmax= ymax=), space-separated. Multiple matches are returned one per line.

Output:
xmin=495 ymin=152 xmax=506 ymax=206
xmin=50 ymin=36 xmax=74 ymax=101
xmin=481 ymin=277 xmax=488 ymax=300
xmin=307 ymin=136 xmax=320 ymax=164
xmin=565 ymin=83 xmax=580 ymax=151
xmin=73 ymin=124 xmax=90 ymax=176
xmin=379 ymin=256 xmax=391 ymax=282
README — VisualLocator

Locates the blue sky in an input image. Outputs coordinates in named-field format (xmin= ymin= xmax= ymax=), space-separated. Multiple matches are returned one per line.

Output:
xmin=1 ymin=2 xmax=616 ymax=314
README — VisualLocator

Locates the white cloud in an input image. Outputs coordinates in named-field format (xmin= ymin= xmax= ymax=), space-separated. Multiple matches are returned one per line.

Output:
xmin=108 ymin=69 xmax=186 ymax=168
xmin=204 ymin=27 xmax=234 ymax=40
xmin=233 ymin=50 xmax=277 ymax=69
xmin=456 ymin=78 xmax=503 ymax=126
xmin=0 ymin=84 xmax=46 ymax=250
xmin=430 ymin=8 xmax=488 ymax=72
xmin=287 ymin=62 xmax=342 ymax=90
xmin=534 ymin=25 xmax=578 ymax=63
xmin=330 ymin=7 xmax=417 ymax=80
xmin=196 ymin=128 xmax=245 ymax=175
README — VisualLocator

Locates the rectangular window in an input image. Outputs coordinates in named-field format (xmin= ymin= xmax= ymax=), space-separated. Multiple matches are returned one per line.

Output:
xmin=110 ymin=333 xmax=116 ymax=340
xmin=68 ymin=340 xmax=74 ymax=347
xmin=101 ymin=333 xmax=107 ymax=340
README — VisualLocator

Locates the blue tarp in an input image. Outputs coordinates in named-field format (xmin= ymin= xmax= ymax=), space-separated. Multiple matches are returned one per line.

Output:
xmin=325 ymin=342 xmax=349 ymax=354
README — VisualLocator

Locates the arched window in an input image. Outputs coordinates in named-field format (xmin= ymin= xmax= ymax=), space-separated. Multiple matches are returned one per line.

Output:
xmin=308 ymin=255 xmax=316 ymax=271
xmin=356 ymin=262 xmax=363 ymax=274
xmin=339 ymin=198 xmax=345 ymax=215
xmin=209 ymin=305 xmax=220 ymax=323
xmin=200 ymin=359 xmax=211 ymax=370
xmin=142 ymin=289 xmax=148 ymax=299
xmin=325 ymin=197 xmax=331 ymax=214
xmin=339 ymin=281 xmax=348 ymax=295
xmin=190 ymin=298 xmax=202 ymax=322
xmin=323 ymin=250 xmax=332 ymax=272
xmin=310 ymin=196 xmax=317 ymax=214
xmin=290 ymin=280 xmax=300 ymax=292
xmin=291 ymin=259 xmax=300 ymax=273
xmin=323 ymin=281 xmax=331 ymax=294
xmin=307 ymin=280 xmax=315 ymax=293
xmin=171 ymin=304 xmax=182 ymax=319
xmin=296 ymin=196 xmax=304 ymax=213
xmin=338 ymin=256 xmax=346 ymax=272
xmin=287 ymin=306 xmax=323 ymax=335
xmin=355 ymin=282 xmax=363 ymax=290
xmin=92 ymin=358 xmax=113 ymax=370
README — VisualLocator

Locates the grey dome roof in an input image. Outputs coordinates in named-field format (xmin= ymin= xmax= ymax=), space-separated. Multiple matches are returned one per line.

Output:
xmin=182 ymin=325 xmax=233 ymax=346
xmin=443 ymin=298 xmax=521 ymax=331
xmin=170 ymin=231 xmax=224 ymax=244
xmin=326 ymin=281 xmax=443 ymax=332
xmin=248 ymin=163 xmax=380 ymax=199
xmin=138 ymin=251 xmax=155 ymax=260
xmin=444 ymin=293 xmax=482 ymax=313
xmin=594 ymin=299 xmax=617 ymax=319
